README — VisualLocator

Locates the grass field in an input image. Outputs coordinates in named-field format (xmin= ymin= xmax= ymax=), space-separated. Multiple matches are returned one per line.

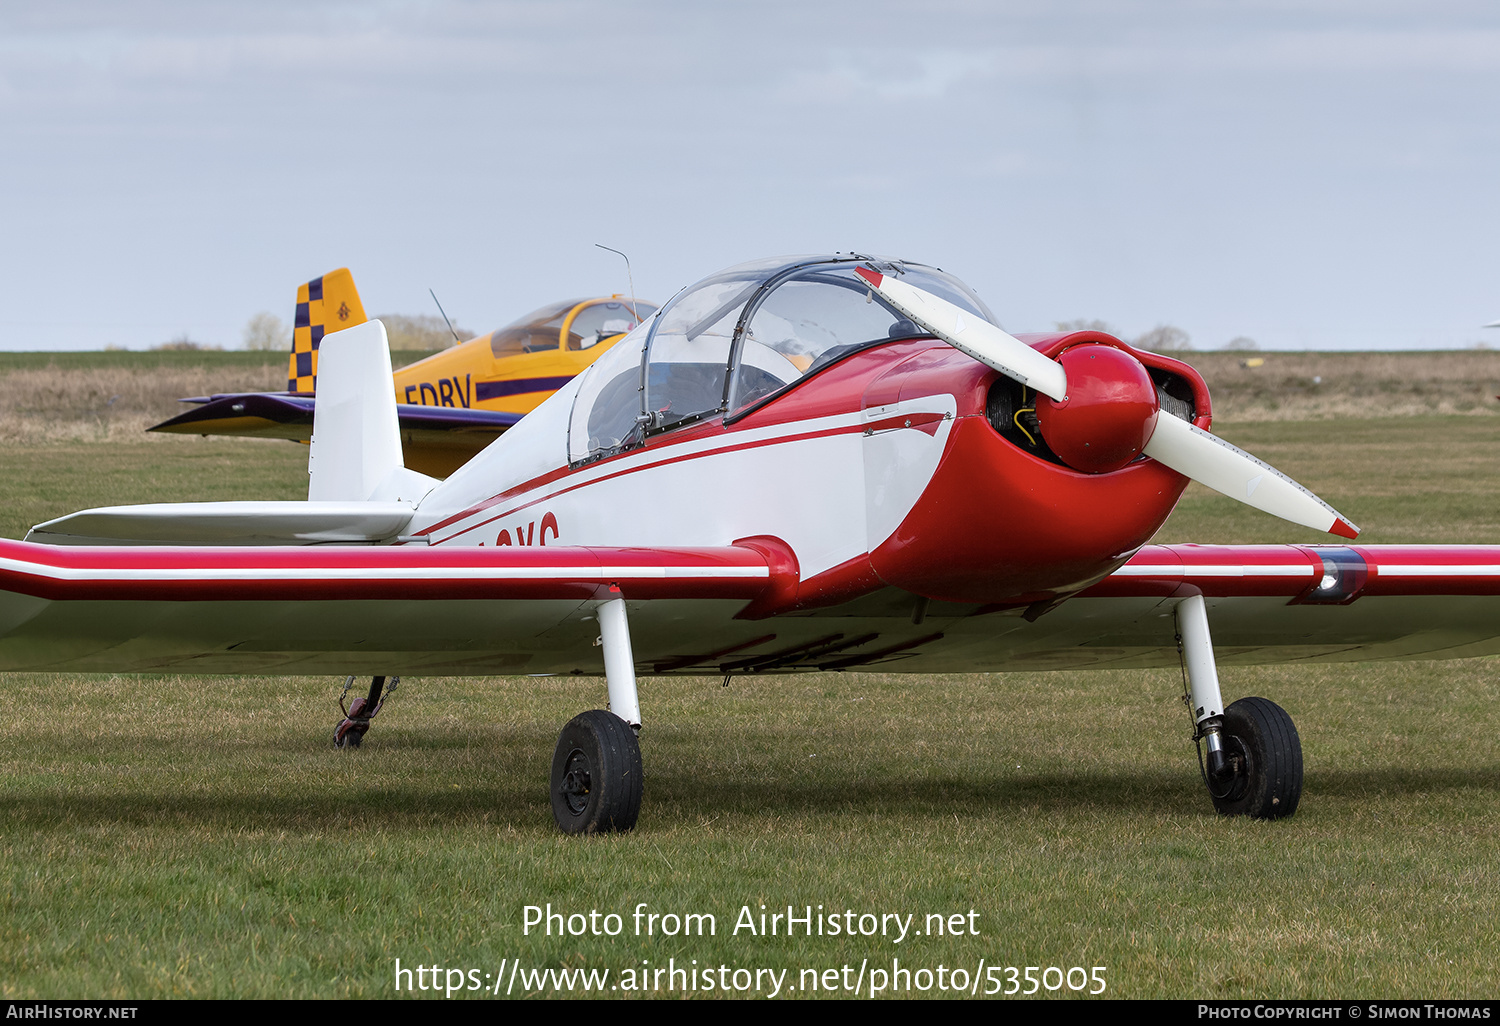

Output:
xmin=0 ymin=353 xmax=1496 ymax=999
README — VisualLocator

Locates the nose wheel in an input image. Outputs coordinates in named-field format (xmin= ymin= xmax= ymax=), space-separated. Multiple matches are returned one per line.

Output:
xmin=550 ymin=710 xmax=642 ymax=834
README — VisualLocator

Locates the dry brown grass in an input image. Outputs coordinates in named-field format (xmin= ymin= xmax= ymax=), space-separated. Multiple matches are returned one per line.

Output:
xmin=1180 ymin=350 xmax=1500 ymax=422
xmin=0 ymin=350 xmax=1494 ymax=446
xmin=0 ymin=363 xmax=286 ymax=442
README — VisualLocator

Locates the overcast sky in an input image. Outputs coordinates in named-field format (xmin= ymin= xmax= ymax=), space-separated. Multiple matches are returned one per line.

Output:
xmin=2 ymin=1 xmax=1498 ymax=351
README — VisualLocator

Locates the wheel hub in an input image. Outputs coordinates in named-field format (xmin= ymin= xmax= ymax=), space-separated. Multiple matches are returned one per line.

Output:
xmin=559 ymin=748 xmax=593 ymax=815
xmin=1208 ymin=735 xmax=1251 ymax=802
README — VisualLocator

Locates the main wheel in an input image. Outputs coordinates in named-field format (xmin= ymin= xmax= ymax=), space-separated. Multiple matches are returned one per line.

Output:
xmin=1209 ymin=696 xmax=1303 ymax=820
xmin=550 ymin=710 xmax=643 ymax=834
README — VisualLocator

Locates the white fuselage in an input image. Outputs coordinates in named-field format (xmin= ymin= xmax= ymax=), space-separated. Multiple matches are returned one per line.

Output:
xmin=409 ymin=377 xmax=957 ymax=580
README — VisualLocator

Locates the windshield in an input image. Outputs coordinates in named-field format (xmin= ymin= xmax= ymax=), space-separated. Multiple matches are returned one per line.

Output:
xmin=641 ymin=264 xmax=782 ymax=430
xmin=488 ymin=299 xmax=587 ymax=358
xmin=567 ymin=312 xmax=656 ymax=463
xmin=727 ymin=262 xmax=995 ymax=415
xmin=567 ymin=255 xmax=997 ymax=460
xmin=500 ymin=299 xmax=582 ymax=331
xmin=566 ymin=299 xmax=658 ymax=350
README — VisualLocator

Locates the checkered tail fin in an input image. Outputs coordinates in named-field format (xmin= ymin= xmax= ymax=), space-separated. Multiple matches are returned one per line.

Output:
xmin=287 ymin=268 xmax=368 ymax=393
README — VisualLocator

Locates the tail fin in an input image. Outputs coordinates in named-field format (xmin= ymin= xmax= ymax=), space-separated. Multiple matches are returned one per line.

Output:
xmin=308 ymin=319 xmax=403 ymax=501
xmin=287 ymin=268 xmax=368 ymax=393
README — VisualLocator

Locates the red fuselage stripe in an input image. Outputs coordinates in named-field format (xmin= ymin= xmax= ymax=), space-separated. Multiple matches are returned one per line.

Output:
xmin=428 ymin=417 xmax=889 ymax=541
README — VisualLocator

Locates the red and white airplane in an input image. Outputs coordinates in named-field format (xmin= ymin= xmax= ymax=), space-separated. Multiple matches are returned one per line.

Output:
xmin=8 ymin=254 xmax=1499 ymax=834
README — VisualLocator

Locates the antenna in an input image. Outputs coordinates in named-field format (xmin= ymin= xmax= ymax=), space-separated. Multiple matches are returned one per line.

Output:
xmin=429 ymin=289 xmax=462 ymax=345
xmin=594 ymin=244 xmax=641 ymax=323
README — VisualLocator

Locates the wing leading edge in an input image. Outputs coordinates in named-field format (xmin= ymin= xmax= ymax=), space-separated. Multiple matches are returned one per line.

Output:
xmin=0 ymin=540 xmax=1497 ymax=675
xmin=0 ymin=540 xmax=782 ymax=675
xmin=1085 ymin=544 xmax=1500 ymax=600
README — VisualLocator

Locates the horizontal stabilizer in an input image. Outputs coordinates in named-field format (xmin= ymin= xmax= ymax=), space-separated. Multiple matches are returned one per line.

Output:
xmin=149 ymin=394 xmax=520 ymax=477
xmin=25 ymin=501 xmax=417 ymax=546
xmin=152 ymin=392 xmax=523 ymax=437
xmin=151 ymin=392 xmax=318 ymax=441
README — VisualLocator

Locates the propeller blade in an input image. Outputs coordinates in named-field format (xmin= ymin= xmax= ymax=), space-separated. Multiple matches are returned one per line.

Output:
xmin=855 ymin=266 xmax=1068 ymax=401
xmin=854 ymin=266 xmax=1357 ymax=538
xmin=1143 ymin=412 xmax=1359 ymax=538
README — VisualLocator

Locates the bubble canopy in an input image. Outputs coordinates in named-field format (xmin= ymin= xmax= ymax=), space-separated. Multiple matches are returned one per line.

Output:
xmin=567 ymin=255 xmax=996 ymax=464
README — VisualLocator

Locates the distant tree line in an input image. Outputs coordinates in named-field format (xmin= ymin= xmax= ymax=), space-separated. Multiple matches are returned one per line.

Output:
xmin=153 ymin=333 xmax=222 ymax=352
xmin=234 ymin=312 xmax=472 ymax=352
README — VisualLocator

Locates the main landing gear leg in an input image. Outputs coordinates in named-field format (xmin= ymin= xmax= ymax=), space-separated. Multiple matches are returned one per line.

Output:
xmin=550 ymin=593 xmax=644 ymax=834
xmin=1175 ymin=594 xmax=1302 ymax=819
xmin=334 ymin=675 xmax=399 ymax=749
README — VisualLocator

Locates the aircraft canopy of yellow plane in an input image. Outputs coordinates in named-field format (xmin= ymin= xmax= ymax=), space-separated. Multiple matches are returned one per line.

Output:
xmin=151 ymin=269 xmax=658 ymax=477
xmin=393 ymin=294 xmax=654 ymax=419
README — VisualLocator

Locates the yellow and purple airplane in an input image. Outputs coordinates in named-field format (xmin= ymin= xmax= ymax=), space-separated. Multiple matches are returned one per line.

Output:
xmin=150 ymin=269 xmax=657 ymax=476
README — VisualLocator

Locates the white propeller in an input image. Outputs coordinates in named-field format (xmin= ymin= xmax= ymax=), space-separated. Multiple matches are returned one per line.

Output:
xmin=856 ymin=267 xmax=1068 ymax=402
xmin=854 ymin=266 xmax=1359 ymax=539
xmin=1141 ymin=411 xmax=1358 ymax=538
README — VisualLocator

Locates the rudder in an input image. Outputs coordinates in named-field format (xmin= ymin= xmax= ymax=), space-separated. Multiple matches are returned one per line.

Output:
xmin=287 ymin=268 xmax=368 ymax=393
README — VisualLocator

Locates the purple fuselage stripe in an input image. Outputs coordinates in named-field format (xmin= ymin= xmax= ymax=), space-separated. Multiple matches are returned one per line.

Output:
xmin=474 ymin=376 xmax=576 ymax=401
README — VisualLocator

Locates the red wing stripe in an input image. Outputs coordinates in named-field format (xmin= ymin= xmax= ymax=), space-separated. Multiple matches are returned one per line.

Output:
xmin=0 ymin=559 xmax=769 ymax=582
xmin=1374 ymin=565 xmax=1500 ymax=576
xmin=0 ymin=541 xmax=778 ymax=603
xmin=1092 ymin=544 xmax=1500 ymax=599
xmin=1111 ymin=564 xmax=1314 ymax=577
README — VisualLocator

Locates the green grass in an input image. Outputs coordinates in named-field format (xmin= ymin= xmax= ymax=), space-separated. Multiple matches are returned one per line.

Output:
xmin=0 ymin=438 xmax=308 ymax=539
xmin=1155 ymin=417 xmax=1500 ymax=545
xmin=0 ymin=419 xmax=1497 ymax=999
xmin=1 ymin=664 xmax=1495 ymax=998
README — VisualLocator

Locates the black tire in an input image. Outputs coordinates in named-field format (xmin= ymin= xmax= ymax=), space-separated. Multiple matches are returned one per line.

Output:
xmin=1210 ymin=696 xmax=1303 ymax=820
xmin=334 ymin=722 xmax=362 ymax=749
xmin=550 ymin=710 xmax=643 ymax=835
